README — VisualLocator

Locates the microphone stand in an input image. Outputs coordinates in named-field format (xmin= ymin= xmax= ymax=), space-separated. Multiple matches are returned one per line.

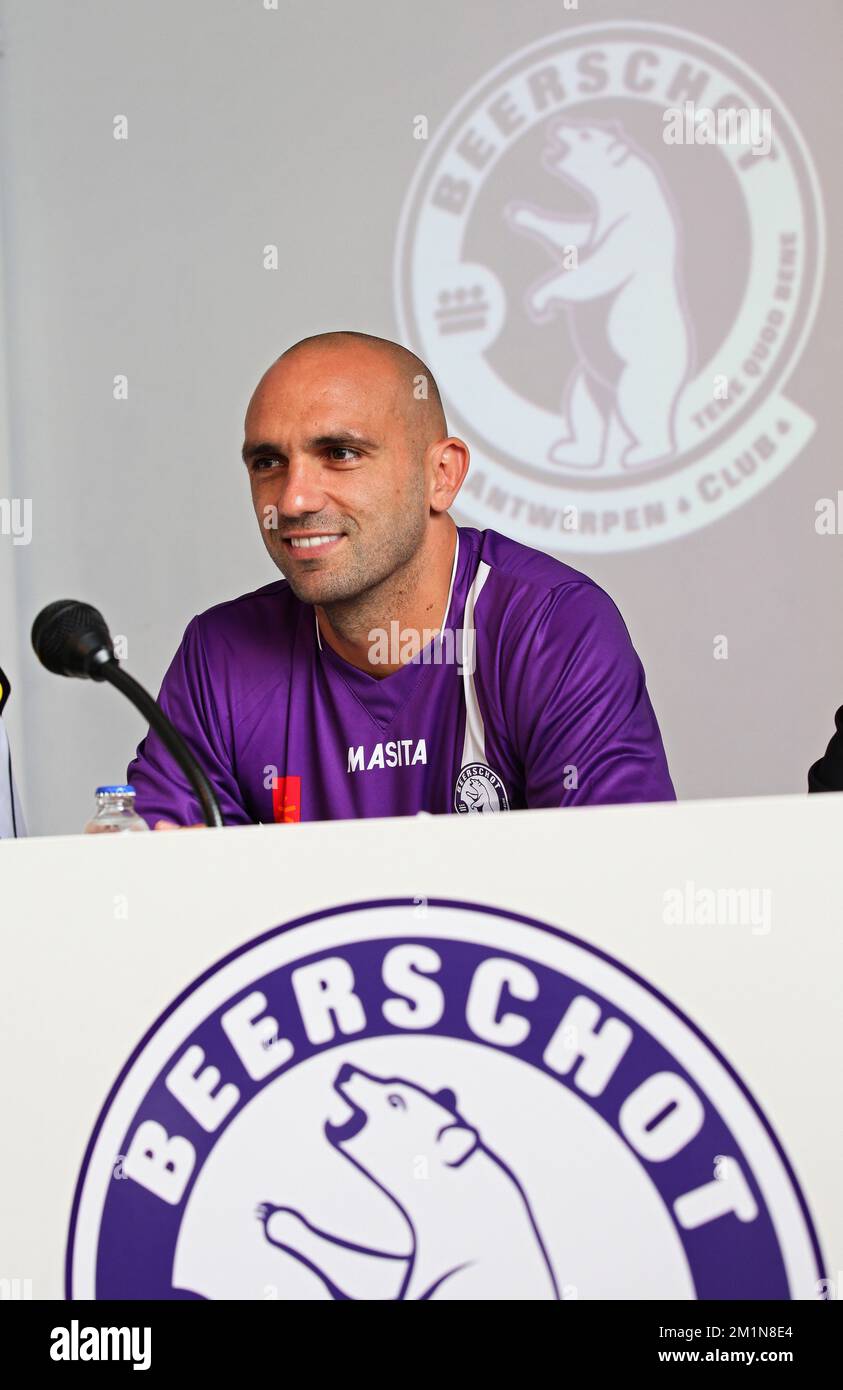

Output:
xmin=102 ymin=662 xmax=224 ymax=829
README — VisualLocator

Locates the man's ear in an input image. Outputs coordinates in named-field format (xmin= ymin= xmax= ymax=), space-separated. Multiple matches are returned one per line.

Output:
xmin=437 ymin=1122 xmax=479 ymax=1167
xmin=428 ymin=437 xmax=469 ymax=514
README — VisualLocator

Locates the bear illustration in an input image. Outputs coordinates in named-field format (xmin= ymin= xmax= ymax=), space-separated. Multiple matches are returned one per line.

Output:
xmin=256 ymin=1062 xmax=559 ymax=1300
xmin=506 ymin=117 xmax=692 ymax=472
xmin=459 ymin=775 xmax=498 ymax=812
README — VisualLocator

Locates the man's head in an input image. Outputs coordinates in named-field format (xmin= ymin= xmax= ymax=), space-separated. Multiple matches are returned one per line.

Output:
xmin=242 ymin=332 xmax=468 ymax=606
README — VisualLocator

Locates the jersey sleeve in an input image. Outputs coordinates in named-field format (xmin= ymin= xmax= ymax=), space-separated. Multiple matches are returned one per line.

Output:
xmin=127 ymin=615 xmax=252 ymax=827
xmin=515 ymin=582 xmax=676 ymax=808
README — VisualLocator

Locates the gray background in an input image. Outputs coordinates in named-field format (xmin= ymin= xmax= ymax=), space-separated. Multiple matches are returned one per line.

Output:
xmin=0 ymin=0 xmax=840 ymax=836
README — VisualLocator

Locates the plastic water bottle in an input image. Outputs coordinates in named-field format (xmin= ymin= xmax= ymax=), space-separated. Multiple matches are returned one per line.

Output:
xmin=84 ymin=785 xmax=149 ymax=834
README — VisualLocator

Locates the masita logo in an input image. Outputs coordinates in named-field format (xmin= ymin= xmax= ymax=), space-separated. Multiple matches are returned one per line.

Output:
xmin=67 ymin=900 xmax=823 ymax=1300
xmin=395 ymin=23 xmax=823 ymax=552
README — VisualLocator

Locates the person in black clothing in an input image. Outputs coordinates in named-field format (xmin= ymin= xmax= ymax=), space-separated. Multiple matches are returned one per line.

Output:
xmin=808 ymin=706 xmax=843 ymax=792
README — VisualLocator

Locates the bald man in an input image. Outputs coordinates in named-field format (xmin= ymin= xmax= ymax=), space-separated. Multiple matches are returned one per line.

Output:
xmin=127 ymin=331 xmax=674 ymax=826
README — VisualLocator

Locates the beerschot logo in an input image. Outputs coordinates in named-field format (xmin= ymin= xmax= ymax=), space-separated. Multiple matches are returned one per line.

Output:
xmin=394 ymin=23 xmax=823 ymax=552
xmin=67 ymin=900 xmax=823 ymax=1300
xmin=454 ymin=762 xmax=510 ymax=812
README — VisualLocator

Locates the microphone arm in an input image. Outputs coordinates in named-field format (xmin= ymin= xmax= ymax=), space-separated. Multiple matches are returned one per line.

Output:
xmin=102 ymin=663 xmax=224 ymax=829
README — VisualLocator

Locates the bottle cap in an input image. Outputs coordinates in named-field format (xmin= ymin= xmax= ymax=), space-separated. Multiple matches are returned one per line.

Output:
xmin=95 ymin=785 xmax=136 ymax=796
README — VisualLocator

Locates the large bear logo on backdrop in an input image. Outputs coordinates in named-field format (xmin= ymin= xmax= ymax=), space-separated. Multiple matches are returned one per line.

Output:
xmin=67 ymin=900 xmax=824 ymax=1301
xmin=395 ymin=23 xmax=823 ymax=552
xmin=506 ymin=117 xmax=692 ymax=472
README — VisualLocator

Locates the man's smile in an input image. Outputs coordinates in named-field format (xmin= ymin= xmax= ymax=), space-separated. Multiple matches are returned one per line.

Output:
xmin=282 ymin=532 xmax=346 ymax=556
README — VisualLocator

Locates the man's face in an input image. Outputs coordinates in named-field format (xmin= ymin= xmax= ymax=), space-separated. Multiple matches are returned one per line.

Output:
xmin=242 ymin=346 xmax=429 ymax=606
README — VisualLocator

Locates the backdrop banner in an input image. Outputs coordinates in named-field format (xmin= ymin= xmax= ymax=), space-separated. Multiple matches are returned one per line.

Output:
xmin=3 ymin=0 xmax=842 ymax=833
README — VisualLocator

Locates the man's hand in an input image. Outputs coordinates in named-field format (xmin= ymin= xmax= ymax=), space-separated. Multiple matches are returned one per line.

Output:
xmin=153 ymin=819 xmax=205 ymax=831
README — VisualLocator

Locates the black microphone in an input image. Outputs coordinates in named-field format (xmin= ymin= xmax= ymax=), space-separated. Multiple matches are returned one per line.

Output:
xmin=31 ymin=600 xmax=224 ymax=828
xmin=31 ymin=600 xmax=115 ymax=680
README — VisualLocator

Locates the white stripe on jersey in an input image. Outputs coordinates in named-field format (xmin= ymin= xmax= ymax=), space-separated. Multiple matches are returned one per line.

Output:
xmin=460 ymin=560 xmax=491 ymax=767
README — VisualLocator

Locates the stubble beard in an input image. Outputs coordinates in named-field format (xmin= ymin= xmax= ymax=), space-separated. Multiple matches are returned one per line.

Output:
xmin=265 ymin=493 xmax=429 ymax=636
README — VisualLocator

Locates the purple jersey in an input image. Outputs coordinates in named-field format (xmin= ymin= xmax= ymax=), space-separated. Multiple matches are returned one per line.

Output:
xmin=127 ymin=527 xmax=675 ymax=825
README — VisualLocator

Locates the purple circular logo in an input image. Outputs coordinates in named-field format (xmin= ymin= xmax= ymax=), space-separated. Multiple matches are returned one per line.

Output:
xmin=68 ymin=899 xmax=823 ymax=1300
xmin=454 ymin=762 xmax=510 ymax=813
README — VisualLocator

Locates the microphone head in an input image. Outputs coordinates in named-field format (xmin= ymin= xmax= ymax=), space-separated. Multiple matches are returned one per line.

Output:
xmin=31 ymin=600 xmax=115 ymax=680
